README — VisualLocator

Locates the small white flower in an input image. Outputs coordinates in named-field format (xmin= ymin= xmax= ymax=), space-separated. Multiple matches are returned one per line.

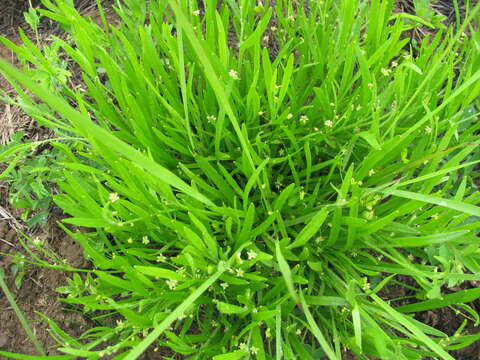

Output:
xmin=296 ymin=329 xmax=302 ymax=335
xmin=166 ymin=279 xmax=178 ymax=290
xmin=258 ymin=110 xmax=265 ymax=116
xmin=250 ymin=346 xmax=259 ymax=355
xmin=239 ymin=343 xmax=248 ymax=351
xmin=287 ymin=113 xmax=293 ymax=119
xmin=142 ymin=236 xmax=150 ymax=245
xmin=109 ymin=192 xmax=120 ymax=203
xmin=324 ymin=120 xmax=333 ymax=127
xmin=247 ymin=250 xmax=257 ymax=260
xmin=156 ymin=254 xmax=166 ymax=262
xmin=315 ymin=236 xmax=324 ymax=244
xmin=207 ymin=115 xmax=217 ymax=122
xmin=368 ymin=169 xmax=375 ymax=176
xmin=228 ymin=69 xmax=239 ymax=80
xmin=425 ymin=125 xmax=432 ymax=134
xmin=178 ymin=313 xmax=187 ymax=320
xmin=33 ymin=237 xmax=42 ymax=245
xmin=391 ymin=61 xmax=398 ymax=67
xmin=265 ymin=327 xmax=272 ymax=338
xmin=300 ymin=115 xmax=309 ymax=124
xmin=381 ymin=68 xmax=392 ymax=76
xmin=220 ymin=282 xmax=229 ymax=289
xmin=193 ymin=9 xmax=200 ymax=16
xmin=235 ymin=268 xmax=245 ymax=277
xmin=127 ymin=238 xmax=133 ymax=244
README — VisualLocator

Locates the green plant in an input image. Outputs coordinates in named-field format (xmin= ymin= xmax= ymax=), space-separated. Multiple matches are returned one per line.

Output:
xmin=0 ymin=132 xmax=68 ymax=227
xmin=0 ymin=0 xmax=480 ymax=359
xmin=10 ymin=256 xmax=26 ymax=289
xmin=413 ymin=0 xmax=447 ymax=28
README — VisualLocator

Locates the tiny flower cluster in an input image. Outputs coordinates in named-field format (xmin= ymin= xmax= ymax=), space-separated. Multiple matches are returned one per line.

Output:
xmin=166 ymin=279 xmax=178 ymax=290
xmin=228 ymin=69 xmax=240 ymax=80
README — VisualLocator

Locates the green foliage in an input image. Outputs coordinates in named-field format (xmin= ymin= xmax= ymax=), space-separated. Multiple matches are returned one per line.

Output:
xmin=0 ymin=132 xmax=68 ymax=227
xmin=10 ymin=258 xmax=26 ymax=289
xmin=0 ymin=0 xmax=480 ymax=359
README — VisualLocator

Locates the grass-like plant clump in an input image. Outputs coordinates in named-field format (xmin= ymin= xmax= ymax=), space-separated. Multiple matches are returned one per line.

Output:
xmin=1 ymin=0 xmax=480 ymax=359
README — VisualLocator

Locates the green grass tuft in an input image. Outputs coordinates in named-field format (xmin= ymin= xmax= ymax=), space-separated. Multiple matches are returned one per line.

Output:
xmin=1 ymin=0 xmax=480 ymax=359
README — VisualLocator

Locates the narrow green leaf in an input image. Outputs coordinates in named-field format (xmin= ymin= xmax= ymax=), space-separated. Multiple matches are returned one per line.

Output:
xmin=299 ymin=291 xmax=337 ymax=360
xmin=288 ymin=208 xmax=328 ymax=249
xmin=383 ymin=189 xmax=480 ymax=217
xmin=275 ymin=241 xmax=299 ymax=304
xmin=216 ymin=301 xmax=247 ymax=314
xmin=398 ymin=289 xmax=480 ymax=313
xmin=212 ymin=350 xmax=249 ymax=360
xmin=134 ymin=266 xmax=186 ymax=281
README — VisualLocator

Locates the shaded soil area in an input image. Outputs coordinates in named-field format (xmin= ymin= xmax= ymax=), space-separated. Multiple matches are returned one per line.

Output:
xmin=382 ymin=276 xmax=480 ymax=359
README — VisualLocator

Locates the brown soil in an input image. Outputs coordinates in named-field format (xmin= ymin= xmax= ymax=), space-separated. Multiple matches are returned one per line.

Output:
xmin=0 ymin=219 xmax=89 ymax=356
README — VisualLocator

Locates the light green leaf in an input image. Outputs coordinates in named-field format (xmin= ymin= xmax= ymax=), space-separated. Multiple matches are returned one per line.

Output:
xmin=288 ymin=207 xmax=328 ymax=249
xmin=216 ymin=301 xmax=247 ymax=314
xmin=134 ymin=266 xmax=186 ymax=281
xmin=212 ymin=350 xmax=249 ymax=360
xmin=383 ymin=189 xmax=480 ymax=217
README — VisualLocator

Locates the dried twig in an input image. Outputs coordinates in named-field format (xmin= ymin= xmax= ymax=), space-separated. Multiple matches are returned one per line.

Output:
xmin=0 ymin=205 xmax=24 ymax=231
